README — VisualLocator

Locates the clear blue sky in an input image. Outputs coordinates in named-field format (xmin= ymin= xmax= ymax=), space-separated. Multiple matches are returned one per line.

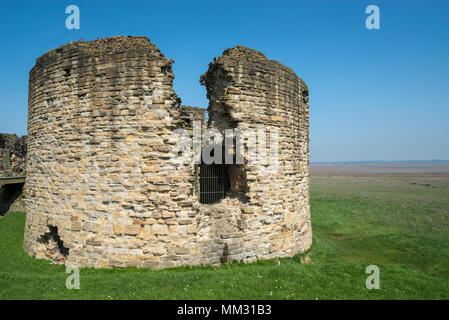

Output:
xmin=0 ymin=0 xmax=448 ymax=162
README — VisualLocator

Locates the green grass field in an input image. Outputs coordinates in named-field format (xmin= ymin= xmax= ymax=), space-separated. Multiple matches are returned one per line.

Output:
xmin=1 ymin=173 xmax=448 ymax=299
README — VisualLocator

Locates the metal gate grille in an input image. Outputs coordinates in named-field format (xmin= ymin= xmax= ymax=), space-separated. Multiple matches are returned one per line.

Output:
xmin=199 ymin=164 xmax=230 ymax=204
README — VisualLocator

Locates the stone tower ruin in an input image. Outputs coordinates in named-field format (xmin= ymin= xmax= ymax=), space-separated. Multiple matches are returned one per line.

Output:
xmin=23 ymin=36 xmax=311 ymax=269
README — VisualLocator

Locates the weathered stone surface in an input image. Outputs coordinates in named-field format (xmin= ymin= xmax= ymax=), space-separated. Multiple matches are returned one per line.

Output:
xmin=0 ymin=133 xmax=27 ymax=177
xmin=23 ymin=36 xmax=311 ymax=269
xmin=200 ymin=45 xmax=312 ymax=259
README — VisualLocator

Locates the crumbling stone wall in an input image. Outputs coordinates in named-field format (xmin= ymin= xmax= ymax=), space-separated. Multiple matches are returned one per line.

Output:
xmin=200 ymin=46 xmax=311 ymax=261
xmin=0 ymin=133 xmax=27 ymax=176
xmin=0 ymin=133 xmax=27 ymax=214
xmin=23 ymin=36 xmax=311 ymax=269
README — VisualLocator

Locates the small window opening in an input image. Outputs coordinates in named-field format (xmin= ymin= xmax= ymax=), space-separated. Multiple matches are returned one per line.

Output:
xmin=64 ymin=66 xmax=71 ymax=77
xmin=198 ymin=139 xmax=248 ymax=204
xmin=199 ymin=162 xmax=230 ymax=204
xmin=302 ymin=89 xmax=309 ymax=104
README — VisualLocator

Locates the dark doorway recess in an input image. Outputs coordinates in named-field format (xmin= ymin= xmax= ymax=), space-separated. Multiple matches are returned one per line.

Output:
xmin=199 ymin=163 xmax=230 ymax=204
xmin=0 ymin=183 xmax=23 ymax=215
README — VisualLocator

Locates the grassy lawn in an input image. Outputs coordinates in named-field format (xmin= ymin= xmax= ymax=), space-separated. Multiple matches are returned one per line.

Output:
xmin=1 ymin=173 xmax=448 ymax=299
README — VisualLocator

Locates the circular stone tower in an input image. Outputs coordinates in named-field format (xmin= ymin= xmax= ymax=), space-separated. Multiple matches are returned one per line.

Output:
xmin=24 ymin=37 xmax=311 ymax=269
xmin=200 ymin=46 xmax=312 ymax=260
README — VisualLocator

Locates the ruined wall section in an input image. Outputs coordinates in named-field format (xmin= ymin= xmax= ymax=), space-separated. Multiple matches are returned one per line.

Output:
xmin=201 ymin=46 xmax=312 ymax=258
xmin=0 ymin=133 xmax=27 ymax=177
xmin=24 ymin=37 xmax=201 ymax=268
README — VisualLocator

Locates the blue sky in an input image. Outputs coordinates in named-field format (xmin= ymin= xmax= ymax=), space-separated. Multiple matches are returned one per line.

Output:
xmin=0 ymin=0 xmax=448 ymax=162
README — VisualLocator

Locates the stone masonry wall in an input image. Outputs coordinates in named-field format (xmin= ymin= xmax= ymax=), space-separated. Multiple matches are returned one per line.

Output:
xmin=0 ymin=134 xmax=27 ymax=215
xmin=24 ymin=36 xmax=311 ymax=269
xmin=200 ymin=46 xmax=312 ymax=261
xmin=0 ymin=133 xmax=27 ymax=177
